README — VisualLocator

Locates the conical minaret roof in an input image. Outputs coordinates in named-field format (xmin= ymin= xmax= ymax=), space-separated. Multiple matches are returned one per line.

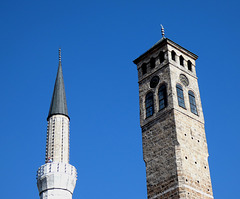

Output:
xmin=47 ymin=48 xmax=69 ymax=120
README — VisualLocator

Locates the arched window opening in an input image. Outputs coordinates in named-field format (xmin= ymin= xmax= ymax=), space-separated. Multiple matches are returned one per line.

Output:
xmin=158 ymin=85 xmax=167 ymax=111
xmin=187 ymin=60 xmax=192 ymax=71
xmin=171 ymin=51 xmax=176 ymax=61
xmin=180 ymin=55 xmax=184 ymax=66
xmin=176 ymin=84 xmax=185 ymax=108
xmin=142 ymin=63 xmax=147 ymax=75
xmin=159 ymin=51 xmax=165 ymax=63
xmin=145 ymin=92 xmax=154 ymax=118
xmin=150 ymin=58 xmax=155 ymax=69
xmin=188 ymin=91 xmax=198 ymax=115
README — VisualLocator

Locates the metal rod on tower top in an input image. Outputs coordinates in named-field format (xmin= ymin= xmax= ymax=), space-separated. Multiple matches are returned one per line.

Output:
xmin=160 ymin=24 xmax=165 ymax=38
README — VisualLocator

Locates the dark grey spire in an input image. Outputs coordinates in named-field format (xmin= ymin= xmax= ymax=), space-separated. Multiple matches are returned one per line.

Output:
xmin=47 ymin=48 xmax=69 ymax=120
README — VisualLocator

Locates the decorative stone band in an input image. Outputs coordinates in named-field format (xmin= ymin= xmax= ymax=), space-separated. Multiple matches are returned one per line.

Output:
xmin=37 ymin=163 xmax=77 ymax=195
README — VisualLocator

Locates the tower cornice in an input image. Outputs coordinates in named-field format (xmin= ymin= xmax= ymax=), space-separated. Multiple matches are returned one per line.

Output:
xmin=133 ymin=38 xmax=198 ymax=65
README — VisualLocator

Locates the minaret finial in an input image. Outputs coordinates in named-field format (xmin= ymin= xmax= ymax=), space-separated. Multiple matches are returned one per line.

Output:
xmin=59 ymin=48 xmax=61 ymax=62
xmin=160 ymin=24 xmax=165 ymax=38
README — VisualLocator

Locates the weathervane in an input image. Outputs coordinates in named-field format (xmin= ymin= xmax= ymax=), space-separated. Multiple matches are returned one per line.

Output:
xmin=160 ymin=24 xmax=165 ymax=38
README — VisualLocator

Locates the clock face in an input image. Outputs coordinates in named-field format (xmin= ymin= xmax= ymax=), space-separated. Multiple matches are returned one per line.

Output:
xmin=150 ymin=76 xmax=160 ymax=88
xmin=180 ymin=74 xmax=189 ymax=86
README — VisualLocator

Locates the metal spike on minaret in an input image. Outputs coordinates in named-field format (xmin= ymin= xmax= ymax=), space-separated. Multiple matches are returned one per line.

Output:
xmin=161 ymin=24 xmax=165 ymax=38
xmin=59 ymin=48 xmax=61 ymax=62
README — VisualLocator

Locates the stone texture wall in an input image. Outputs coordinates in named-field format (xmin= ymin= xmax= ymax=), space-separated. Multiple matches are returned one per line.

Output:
xmin=142 ymin=110 xmax=178 ymax=198
xmin=168 ymin=43 xmax=213 ymax=197
xmin=174 ymin=110 xmax=213 ymax=198
xmin=135 ymin=39 xmax=213 ymax=198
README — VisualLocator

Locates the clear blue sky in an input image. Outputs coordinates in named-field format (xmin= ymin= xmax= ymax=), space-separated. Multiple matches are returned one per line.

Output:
xmin=0 ymin=0 xmax=239 ymax=198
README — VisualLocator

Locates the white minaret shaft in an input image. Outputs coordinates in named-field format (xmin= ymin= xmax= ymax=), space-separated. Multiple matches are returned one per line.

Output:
xmin=37 ymin=49 xmax=77 ymax=199
xmin=46 ymin=115 xmax=69 ymax=163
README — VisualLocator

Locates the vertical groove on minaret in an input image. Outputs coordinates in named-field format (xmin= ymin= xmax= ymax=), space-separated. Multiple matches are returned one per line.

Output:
xmin=61 ymin=118 xmax=64 ymax=162
xmin=68 ymin=122 xmax=70 ymax=163
xmin=45 ymin=121 xmax=49 ymax=163
xmin=52 ymin=118 xmax=55 ymax=161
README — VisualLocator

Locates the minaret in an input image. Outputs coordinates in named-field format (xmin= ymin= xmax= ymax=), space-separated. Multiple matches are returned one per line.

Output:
xmin=133 ymin=28 xmax=213 ymax=198
xmin=37 ymin=49 xmax=77 ymax=199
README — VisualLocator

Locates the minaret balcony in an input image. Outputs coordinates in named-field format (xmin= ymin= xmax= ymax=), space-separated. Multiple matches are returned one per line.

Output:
xmin=37 ymin=162 xmax=77 ymax=195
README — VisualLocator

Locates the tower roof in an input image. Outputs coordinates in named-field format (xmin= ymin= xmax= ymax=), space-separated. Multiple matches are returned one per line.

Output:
xmin=47 ymin=49 xmax=69 ymax=120
xmin=133 ymin=37 xmax=198 ymax=65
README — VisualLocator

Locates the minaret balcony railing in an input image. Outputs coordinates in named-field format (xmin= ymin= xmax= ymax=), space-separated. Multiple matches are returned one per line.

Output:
xmin=37 ymin=162 xmax=77 ymax=180
xmin=37 ymin=162 xmax=77 ymax=195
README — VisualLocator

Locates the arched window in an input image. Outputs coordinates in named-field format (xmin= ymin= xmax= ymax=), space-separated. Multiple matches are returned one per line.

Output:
xmin=188 ymin=91 xmax=198 ymax=115
xmin=176 ymin=84 xmax=185 ymax=108
xmin=150 ymin=58 xmax=155 ymax=69
xmin=142 ymin=63 xmax=147 ymax=75
xmin=171 ymin=51 xmax=176 ymax=61
xmin=159 ymin=51 xmax=165 ymax=63
xmin=158 ymin=85 xmax=167 ymax=110
xmin=187 ymin=60 xmax=192 ymax=71
xmin=179 ymin=55 xmax=184 ymax=66
xmin=145 ymin=92 xmax=154 ymax=118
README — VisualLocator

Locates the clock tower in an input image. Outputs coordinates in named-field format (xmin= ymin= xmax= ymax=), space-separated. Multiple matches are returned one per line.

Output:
xmin=133 ymin=30 xmax=213 ymax=198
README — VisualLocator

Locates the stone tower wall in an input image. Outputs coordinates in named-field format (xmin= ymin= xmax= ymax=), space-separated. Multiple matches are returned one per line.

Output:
xmin=142 ymin=110 xmax=178 ymax=198
xmin=167 ymin=46 xmax=213 ymax=197
xmin=174 ymin=110 xmax=213 ymax=198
